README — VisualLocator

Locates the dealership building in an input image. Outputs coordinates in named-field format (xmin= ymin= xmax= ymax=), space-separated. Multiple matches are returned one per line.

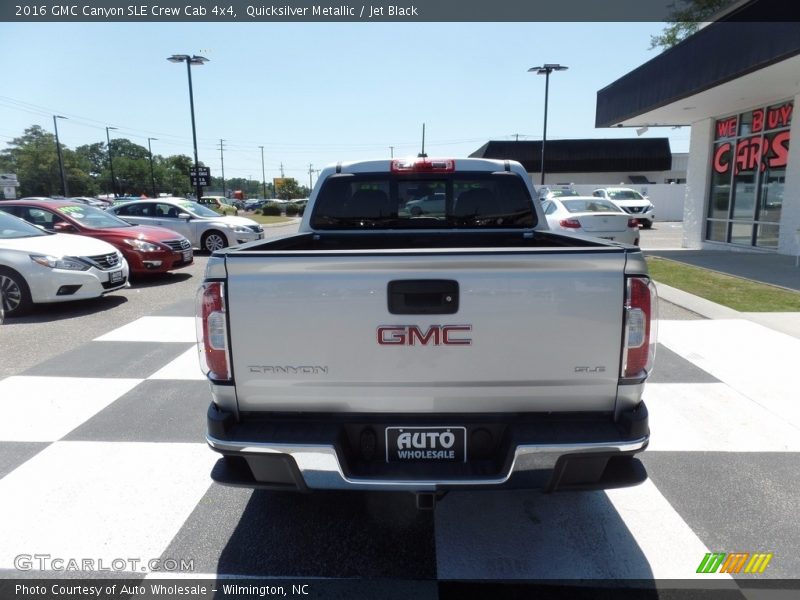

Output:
xmin=596 ymin=0 xmax=800 ymax=256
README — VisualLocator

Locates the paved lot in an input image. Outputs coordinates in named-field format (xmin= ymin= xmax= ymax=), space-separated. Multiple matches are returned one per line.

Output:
xmin=1 ymin=219 xmax=797 ymax=596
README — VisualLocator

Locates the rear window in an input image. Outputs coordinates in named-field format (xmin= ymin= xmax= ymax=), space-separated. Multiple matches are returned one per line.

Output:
xmin=561 ymin=199 xmax=622 ymax=213
xmin=310 ymin=172 xmax=535 ymax=230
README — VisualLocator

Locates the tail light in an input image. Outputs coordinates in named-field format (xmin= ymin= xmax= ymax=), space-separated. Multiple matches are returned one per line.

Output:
xmin=621 ymin=277 xmax=658 ymax=379
xmin=559 ymin=218 xmax=581 ymax=228
xmin=196 ymin=281 xmax=231 ymax=382
xmin=628 ymin=219 xmax=639 ymax=228
xmin=391 ymin=158 xmax=455 ymax=173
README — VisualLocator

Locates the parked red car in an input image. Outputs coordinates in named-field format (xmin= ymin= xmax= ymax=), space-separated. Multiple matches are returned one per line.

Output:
xmin=0 ymin=200 xmax=193 ymax=275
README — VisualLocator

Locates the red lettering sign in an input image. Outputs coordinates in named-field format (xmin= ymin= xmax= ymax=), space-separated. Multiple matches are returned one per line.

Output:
xmin=766 ymin=102 xmax=793 ymax=130
xmin=713 ymin=143 xmax=732 ymax=174
xmin=751 ymin=109 xmax=764 ymax=133
xmin=715 ymin=117 xmax=737 ymax=139
xmin=768 ymin=131 xmax=790 ymax=169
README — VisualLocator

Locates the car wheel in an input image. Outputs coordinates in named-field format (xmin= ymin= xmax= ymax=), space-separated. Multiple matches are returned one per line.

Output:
xmin=0 ymin=267 xmax=33 ymax=317
xmin=410 ymin=206 xmax=422 ymax=216
xmin=642 ymin=220 xmax=653 ymax=229
xmin=202 ymin=230 xmax=229 ymax=252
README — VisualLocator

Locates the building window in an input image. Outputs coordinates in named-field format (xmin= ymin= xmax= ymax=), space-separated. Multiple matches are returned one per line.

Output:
xmin=706 ymin=101 xmax=792 ymax=250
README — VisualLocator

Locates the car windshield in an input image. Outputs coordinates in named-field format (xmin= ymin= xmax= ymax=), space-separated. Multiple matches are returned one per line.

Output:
xmin=562 ymin=199 xmax=622 ymax=213
xmin=311 ymin=172 xmax=535 ymax=230
xmin=0 ymin=210 xmax=50 ymax=238
xmin=551 ymin=189 xmax=580 ymax=197
xmin=608 ymin=190 xmax=644 ymax=200
xmin=57 ymin=204 xmax=133 ymax=228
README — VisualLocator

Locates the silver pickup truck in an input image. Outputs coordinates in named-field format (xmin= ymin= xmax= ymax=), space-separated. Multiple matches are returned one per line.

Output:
xmin=197 ymin=158 xmax=657 ymax=507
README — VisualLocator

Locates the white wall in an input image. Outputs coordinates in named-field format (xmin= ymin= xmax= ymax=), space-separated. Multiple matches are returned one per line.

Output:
xmin=778 ymin=92 xmax=800 ymax=256
xmin=567 ymin=184 xmax=686 ymax=221
xmin=685 ymin=119 xmax=715 ymax=249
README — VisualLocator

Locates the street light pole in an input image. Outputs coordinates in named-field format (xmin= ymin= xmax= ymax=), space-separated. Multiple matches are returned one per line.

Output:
xmin=105 ymin=126 xmax=118 ymax=198
xmin=168 ymin=54 xmax=208 ymax=201
xmin=147 ymin=137 xmax=158 ymax=198
xmin=259 ymin=145 xmax=267 ymax=198
xmin=528 ymin=63 xmax=568 ymax=186
xmin=53 ymin=115 xmax=68 ymax=197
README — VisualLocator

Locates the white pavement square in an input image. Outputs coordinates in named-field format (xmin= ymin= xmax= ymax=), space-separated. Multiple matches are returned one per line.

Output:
xmin=645 ymin=383 xmax=800 ymax=452
xmin=658 ymin=319 xmax=800 ymax=430
xmin=0 ymin=376 xmax=142 ymax=442
xmin=149 ymin=347 xmax=206 ymax=380
xmin=94 ymin=317 xmax=196 ymax=343
xmin=0 ymin=441 xmax=217 ymax=572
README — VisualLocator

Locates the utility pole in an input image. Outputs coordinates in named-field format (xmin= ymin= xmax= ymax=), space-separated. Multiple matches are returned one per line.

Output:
xmin=105 ymin=126 xmax=118 ymax=198
xmin=389 ymin=146 xmax=394 ymax=158
xmin=53 ymin=115 xmax=68 ymax=197
xmin=259 ymin=145 xmax=267 ymax=199
xmin=280 ymin=163 xmax=284 ymax=178
xmin=308 ymin=163 xmax=314 ymax=190
xmin=218 ymin=139 xmax=226 ymax=197
xmin=147 ymin=137 xmax=158 ymax=198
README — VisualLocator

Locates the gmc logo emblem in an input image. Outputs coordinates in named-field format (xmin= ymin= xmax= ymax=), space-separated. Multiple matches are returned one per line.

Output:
xmin=377 ymin=325 xmax=472 ymax=346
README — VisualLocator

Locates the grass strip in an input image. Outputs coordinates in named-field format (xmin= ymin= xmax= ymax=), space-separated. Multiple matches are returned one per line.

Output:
xmin=646 ymin=256 xmax=800 ymax=312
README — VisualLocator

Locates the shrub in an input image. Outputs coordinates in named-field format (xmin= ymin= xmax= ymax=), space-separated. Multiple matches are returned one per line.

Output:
xmin=261 ymin=203 xmax=282 ymax=216
xmin=285 ymin=204 xmax=299 ymax=216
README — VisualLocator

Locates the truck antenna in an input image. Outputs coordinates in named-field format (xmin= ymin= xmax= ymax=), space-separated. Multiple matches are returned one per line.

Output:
xmin=418 ymin=123 xmax=427 ymax=158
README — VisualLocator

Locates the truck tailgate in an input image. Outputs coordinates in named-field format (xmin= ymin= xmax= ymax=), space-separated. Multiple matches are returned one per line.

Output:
xmin=225 ymin=249 xmax=625 ymax=413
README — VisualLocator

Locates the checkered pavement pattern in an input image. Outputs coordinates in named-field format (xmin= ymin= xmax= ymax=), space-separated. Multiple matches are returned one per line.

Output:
xmin=1 ymin=310 xmax=799 ymax=586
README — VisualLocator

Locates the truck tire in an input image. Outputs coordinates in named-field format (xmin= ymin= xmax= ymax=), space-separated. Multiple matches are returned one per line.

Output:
xmin=202 ymin=230 xmax=228 ymax=252
xmin=0 ymin=267 xmax=33 ymax=317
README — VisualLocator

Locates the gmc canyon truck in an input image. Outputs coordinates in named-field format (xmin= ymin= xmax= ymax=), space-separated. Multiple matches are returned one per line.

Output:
xmin=197 ymin=158 xmax=657 ymax=508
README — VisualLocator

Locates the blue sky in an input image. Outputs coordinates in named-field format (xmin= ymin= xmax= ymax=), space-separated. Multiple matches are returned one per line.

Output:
xmin=0 ymin=22 xmax=688 ymax=185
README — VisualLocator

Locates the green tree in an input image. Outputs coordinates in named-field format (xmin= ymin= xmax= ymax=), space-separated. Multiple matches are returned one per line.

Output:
xmin=275 ymin=178 xmax=304 ymax=200
xmin=0 ymin=126 xmax=62 ymax=196
xmin=650 ymin=0 xmax=734 ymax=50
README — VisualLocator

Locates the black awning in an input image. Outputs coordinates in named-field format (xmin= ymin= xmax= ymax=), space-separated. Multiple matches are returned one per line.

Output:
xmin=596 ymin=1 xmax=800 ymax=127
xmin=469 ymin=139 xmax=672 ymax=173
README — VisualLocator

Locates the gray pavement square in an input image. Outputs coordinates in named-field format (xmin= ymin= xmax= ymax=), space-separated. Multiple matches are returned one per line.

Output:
xmin=647 ymin=344 xmax=720 ymax=384
xmin=0 ymin=442 xmax=49 ymax=479
xmin=161 ymin=482 xmax=437 ymax=579
xmin=23 ymin=341 xmax=195 ymax=379
xmin=62 ymin=380 xmax=209 ymax=443
xmin=643 ymin=452 xmax=800 ymax=578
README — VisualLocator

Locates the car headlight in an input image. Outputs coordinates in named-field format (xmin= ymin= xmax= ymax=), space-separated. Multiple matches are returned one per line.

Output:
xmin=232 ymin=225 xmax=252 ymax=233
xmin=30 ymin=254 xmax=90 ymax=271
xmin=123 ymin=238 xmax=161 ymax=252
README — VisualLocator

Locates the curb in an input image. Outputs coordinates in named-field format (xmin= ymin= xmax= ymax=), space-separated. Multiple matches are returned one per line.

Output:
xmin=654 ymin=281 xmax=741 ymax=319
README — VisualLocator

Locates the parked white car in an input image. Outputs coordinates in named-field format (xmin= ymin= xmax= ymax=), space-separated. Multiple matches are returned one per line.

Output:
xmin=108 ymin=197 xmax=264 ymax=252
xmin=592 ymin=187 xmax=655 ymax=228
xmin=0 ymin=210 xmax=129 ymax=317
xmin=541 ymin=196 xmax=640 ymax=245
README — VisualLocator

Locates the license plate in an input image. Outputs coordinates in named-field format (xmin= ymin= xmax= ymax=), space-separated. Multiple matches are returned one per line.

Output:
xmin=182 ymin=250 xmax=192 ymax=262
xmin=109 ymin=270 xmax=123 ymax=284
xmin=385 ymin=426 xmax=467 ymax=463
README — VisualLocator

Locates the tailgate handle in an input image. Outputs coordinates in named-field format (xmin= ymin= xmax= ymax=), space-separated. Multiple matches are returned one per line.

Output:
xmin=388 ymin=280 xmax=459 ymax=315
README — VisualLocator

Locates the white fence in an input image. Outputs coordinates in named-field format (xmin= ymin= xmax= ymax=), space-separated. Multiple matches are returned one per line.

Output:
xmin=568 ymin=184 xmax=686 ymax=222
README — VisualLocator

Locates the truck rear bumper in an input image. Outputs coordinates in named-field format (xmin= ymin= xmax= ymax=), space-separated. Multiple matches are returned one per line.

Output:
xmin=206 ymin=403 xmax=649 ymax=493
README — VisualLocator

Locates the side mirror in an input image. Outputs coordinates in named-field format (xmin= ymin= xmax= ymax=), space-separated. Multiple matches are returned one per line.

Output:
xmin=178 ymin=212 xmax=192 ymax=220
xmin=53 ymin=222 xmax=77 ymax=233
